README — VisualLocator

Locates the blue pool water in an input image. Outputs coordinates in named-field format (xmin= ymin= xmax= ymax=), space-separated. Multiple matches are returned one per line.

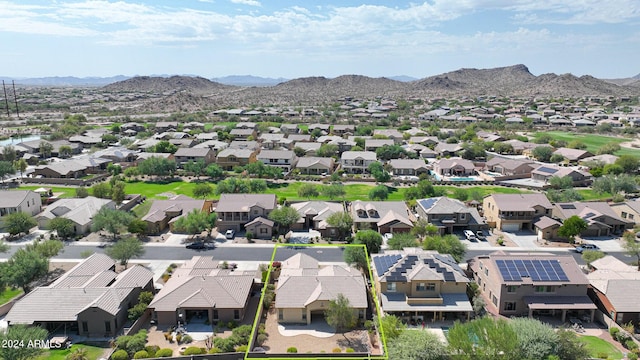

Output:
xmin=449 ymin=177 xmax=477 ymax=181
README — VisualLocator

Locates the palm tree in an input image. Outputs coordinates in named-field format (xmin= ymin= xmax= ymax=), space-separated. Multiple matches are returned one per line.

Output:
xmin=66 ymin=347 xmax=88 ymax=360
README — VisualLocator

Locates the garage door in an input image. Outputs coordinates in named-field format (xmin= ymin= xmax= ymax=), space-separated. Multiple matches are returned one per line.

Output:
xmin=501 ymin=223 xmax=521 ymax=232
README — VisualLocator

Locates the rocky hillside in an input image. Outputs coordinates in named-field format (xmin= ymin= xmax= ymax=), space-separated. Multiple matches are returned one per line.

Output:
xmin=100 ymin=65 xmax=640 ymax=108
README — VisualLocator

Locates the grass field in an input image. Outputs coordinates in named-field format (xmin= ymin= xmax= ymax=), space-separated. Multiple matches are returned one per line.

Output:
xmin=19 ymin=185 xmax=76 ymax=198
xmin=124 ymin=180 xmax=200 ymax=199
xmin=38 ymin=344 xmax=108 ymax=360
xmin=578 ymin=335 xmax=623 ymax=360
xmin=533 ymin=131 xmax=640 ymax=157
xmin=0 ymin=287 xmax=23 ymax=305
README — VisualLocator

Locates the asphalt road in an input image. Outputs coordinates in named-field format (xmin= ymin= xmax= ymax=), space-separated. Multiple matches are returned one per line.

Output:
xmin=1 ymin=242 xmax=634 ymax=266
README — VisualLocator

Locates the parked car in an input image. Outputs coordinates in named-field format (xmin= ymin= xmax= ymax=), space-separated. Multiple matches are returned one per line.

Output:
xmin=575 ymin=244 xmax=600 ymax=253
xmin=186 ymin=242 xmax=212 ymax=250
xmin=225 ymin=229 xmax=235 ymax=239
xmin=464 ymin=230 xmax=477 ymax=241
xmin=475 ymin=230 xmax=486 ymax=241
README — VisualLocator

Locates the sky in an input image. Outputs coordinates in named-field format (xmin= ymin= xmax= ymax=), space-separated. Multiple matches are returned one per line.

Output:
xmin=1 ymin=0 xmax=639 ymax=79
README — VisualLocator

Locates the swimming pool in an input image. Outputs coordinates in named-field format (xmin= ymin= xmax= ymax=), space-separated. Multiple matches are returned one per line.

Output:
xmin=448 ymin=177 xmax=478 ymax=181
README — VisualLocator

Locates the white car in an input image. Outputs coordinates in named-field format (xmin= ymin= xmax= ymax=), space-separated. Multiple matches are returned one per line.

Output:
xmin=225 ymin=229 xmax=235 ymax=239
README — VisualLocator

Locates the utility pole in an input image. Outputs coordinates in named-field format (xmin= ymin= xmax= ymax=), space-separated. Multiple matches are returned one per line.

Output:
xmin=2 ymin=80 xmax=9 ymax=117
xmin=12 ymin=81 xmax=19 ymax=119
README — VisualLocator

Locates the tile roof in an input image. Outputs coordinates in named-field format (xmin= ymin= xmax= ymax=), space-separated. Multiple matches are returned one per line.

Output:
xmin=0 ymin=190 xmax=35 ymax=208
xmin=216 ymin=194 xmax=276 ymax=213
xmin=37 ymin=197 xmax=114 ymax=226
xmin=487 ymin=193 xmax=553 ymax=212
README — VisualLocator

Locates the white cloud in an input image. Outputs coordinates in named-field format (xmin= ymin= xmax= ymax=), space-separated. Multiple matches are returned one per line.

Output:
xmin=231 ymin=0 xmax=261 ymax=7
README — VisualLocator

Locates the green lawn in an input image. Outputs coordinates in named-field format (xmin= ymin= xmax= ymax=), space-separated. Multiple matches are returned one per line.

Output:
xmin=0 ymin=287 xmax=23 ymax=305
xmin=438 ymin=185 xmax=531 ymax=197
xmin=577 ymin=189 xmax=612 ymax=201
xmin=578 ymin=335 xmax=624 ymax=360
xmin=124 ymin=180 xmax=200 ymax=199
xmin=533 ymin=131 xmax=640 ymax=157
xmin=38 ymin=344 xmax=108 ymax=360
xmin=19 ymin=186 xmax=76 ymax=198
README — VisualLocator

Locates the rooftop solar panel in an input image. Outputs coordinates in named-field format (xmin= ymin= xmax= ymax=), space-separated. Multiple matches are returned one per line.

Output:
xmin=418 ymin=198 xmax=439 ymax=211
xmin=496 ymin=259 xmax=568 ymax=282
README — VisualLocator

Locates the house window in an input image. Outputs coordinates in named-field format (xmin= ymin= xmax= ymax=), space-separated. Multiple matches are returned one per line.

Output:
xmin=507 ymin=286 xmax=517 ymax=293
xmin=302 ymin=310 xmax=307 ymax=321
xmin=253 ymin=210 xmax=259 ymax=215
xmin=535 ymin=286 xmax=554 ymax=293
xmin=82 ymin=321 xmax=88 ymax=332
xmin=460 ymin=213 xmax=466 ymax=220
xmin=492 ymin=295 xmax=498 ymax=306
xmin=234 ymin=310 xmax=240 ymax=320
xmin=278 ymin=309 xmax=283 ymax=321
xmin=631 ymin=214 xmax=635 ymax=220
xmin=424 ymin=283 xmax=436 ymax=291
xmin=105 ymin=321 xmax=111 ymax=332
xmin=477 ymin=278 xmax=482 ymax=286
xmin=387 ymin=282 xmax=397 ymax=292
xmin=213 ymin=310 xmax=219 ymax=320
xmin=260 ymin=228 xmax=268 ymax=234
xmin=504 ymin=302 xmax=517 ymax=311
xmin=622 ymin=212 xmax=628 ymax=219
xmin=416 ymin=283 xmax=426 ymax=291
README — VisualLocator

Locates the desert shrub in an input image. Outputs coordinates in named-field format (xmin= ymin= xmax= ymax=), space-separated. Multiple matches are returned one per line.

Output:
xmin=346 ymin=348 xmax=355 ymax=353
xmin=144 ymin=345 xmax=159 ymax=357
xmin=256 ymin=333 xmax=268 ymax=346
xmin=163 ymin=332 xmax=173 ymax=342
xmin=236 ymin=345 xmax=248 ymax=352
xmin=175 ymin=334 xmax=182 ymax=344
xmin=154 ymin=349 xmax=173 ymax=357
xmin=332 ymin=348 xmax=342 ymax=353
xmin=227 ymin=320 xmax=238 ymax=329
xmin=287 ymin=347 xmax=297 ymax=353
xmin=625 ymin=339 xmax=638 ymax=351
xmin=258 ymin=324 xmax=266 ymax=334
xmin=208 ymin=347 xmax=222 ymax=354
xmin=181 ymin=334 xmax=193 ymax=344
xmin=111 ymin=350 xmax=129 ymax=360
xmin=182 ymin=347 xmax=204 ymax=355
xmin=610 ymin=327 xmax=620 ymax=337
xmin=616 ymin=332 xmax=630 ymax=343
xmin=133 ymin=350 xmax=149 ymax=359
xmin=213 ymin=337 xmax=236 ymax=353
xmin=628 ymin=352 xmax=638 ymax=360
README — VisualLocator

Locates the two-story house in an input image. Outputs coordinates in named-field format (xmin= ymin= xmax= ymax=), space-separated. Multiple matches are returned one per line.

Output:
xmin=483 ymin=194 xmax=554 ymax=232
xmin=350 ymin=200 xmax=415 ymax=233
xmin=173 ymin=147 xmax=216 ymax=168
xmin=372 ymin=248 xmax=472 ymax=323
xmin=216 ymin=194 xmax=277 ymax=233
xmin=215 ymin=148 xmax=258 ymax=171
xmin=416 ymin=197 xmax=486 ymax=235
xmin=531 ymin=165 xmax=593 ymax=187
xmin=256 ymin=150 xmax=298 ymax=173
xmin=340 ymin=151 xmax=377 ymax=174
xmin=553 ymin=202 xmax=632 ymax=237
xmin=469 ymin=252 xmax=596 ymax=322
xmin=0 ymin=190 xmax=41 ymax=220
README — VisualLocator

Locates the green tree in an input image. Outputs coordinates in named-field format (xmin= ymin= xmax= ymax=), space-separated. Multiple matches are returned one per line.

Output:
xmin=532 ymin=146 xmax=554 ymax=162
xmin=184 ymin=159 xmax=205 ymax=178
xmin=39 ymin=142 xmax=53 ymax=159
xmin=58 ymin=145 xmax=73 ymax=158
xmin=4 ymin=249 xmax=49 ymax=292
xmin=0 ymin=160 xmax=16 ymax=182
xmin=510 ymin=317 xmax=559 ymax=360
xmin=582 ymin=250 xmax=606 ymax=267
xmin=597 ymin=143 xmax=621 ymax=155
xmin=368 ymin=185 xmax=389 ymax=200
xmin=375 ymin=145 xmax=407 ymax=161
xmin=461 ymin=143 xmax=487 ymax=160
xmin=412 ymin=219 xmax=439 ymax=240
xmin=567 ymin=140 xmax=587 ymax=150
xmin=555 ymin=327 xmax=589 ymax=360
xmin=107 ymin=163 xmax=122 ymax=176
xmin=25 ymin=240 xmax=63 ymax=258
xmin=105 ymin=236 xmax=145 ymax=268
xmin=66 ymin=347 xmax=89 ymax=360
xmin=115 ymin=329 xmax=148 ymax=356
xmin=138 ymin=157 xmax=177 ymax=178
xmin=4 ymin=212 xmax=36 ymax=237
xmin=322 ymin=183 xmax=346 ymax=200
xmin=368 ymin=162 xmax=391 ymax=183
xmin=325 ymin=294 xmax=357 ymax=335
xmin=91 ymin=182 xmax=112 ymax=199
xmin=387 ymin=232 xmax=419 ymax=250
xmin=615 ymin=154 xmax=640 ymax=173
xmin=354 ymin=230 xmax=383 ymax=254
xmin=75 ymin=187 xmax=89 ymax=198
xmin=316 ymin=144 xmax=339 ymax=158
xmin=592 ymin=174 xmax=637 ymax=194
xmin=172 ymin=210 xmax=217 ymax=238
xmin=1 ymin=145 xmax=16 ymax=162
xmin=343 ymin=246 xmax=368 ymax=270
xmin=447 ymin=316 xmax=519 ymax=360
xmin=124 ymin=166 xmax=140 ymax=179
xmin=111 ymin=181 xmax=126 ymax=205
xmin=192 ymin=183 xmax=213 ymax=199
xmin=0 ymin=240 xmax=8 ymax=253
xmin=622 ymin=232 xmax=640 ymax=271
xmin=91 ymin=208 xmax=135 ymax=240
xmin=423 ymin=234 xmax=466 ymax=262
xmin=268 ymin=206 xmax=300 ymax=234
xmin=549 ymin=176 xmax=573 ymax=189
xmin=205 ymin=163 xmax=224 ymax=179
xmin=326 ymin=211 xmax=353 ymax=240
xmin=378 ymin=314 xmax=404 ymax=341
xmin=12 ymin=159 xmax=27 ymax=178
xmin=128 ymin=219 xmax=148 ymax=236
xmin=558 ymin=215 xmax=587 ymax=243
xmin=550 ymin=153 xmax=565 ymax=163
xmin=297 ymin=184 xmax=319 ymax=199
xmin=452 ymin=188 xmax=468 ymax=201
xmin=388 ymin=330 xmax=448 ymax=360
xmin=0 ymin=325 xmax=49 ymax=360
xmin=151 ymin=140 xmax=178 ymax=154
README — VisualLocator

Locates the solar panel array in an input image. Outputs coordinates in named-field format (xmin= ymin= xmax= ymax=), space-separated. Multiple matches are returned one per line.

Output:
xmin=373 ymin=255 xmax=402 ymax=277
xmin=418 ymin=198 xmax=438 ymax=210
xmin=496 ymin=259 xmax=569 ymax=282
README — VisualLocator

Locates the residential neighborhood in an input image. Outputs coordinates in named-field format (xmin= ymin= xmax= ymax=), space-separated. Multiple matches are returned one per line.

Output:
xmin=0 ymin=92 xmax=640 ymax=360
